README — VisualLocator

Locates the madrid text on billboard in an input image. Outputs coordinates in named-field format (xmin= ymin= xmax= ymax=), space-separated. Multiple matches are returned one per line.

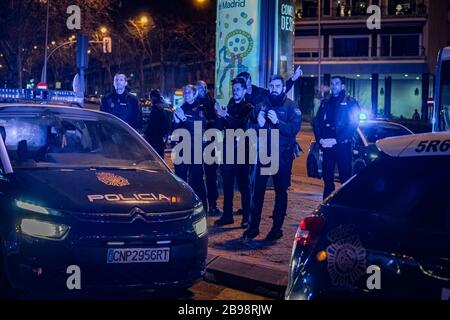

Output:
xmin=219 ymin=0 xmax=246 ymax=10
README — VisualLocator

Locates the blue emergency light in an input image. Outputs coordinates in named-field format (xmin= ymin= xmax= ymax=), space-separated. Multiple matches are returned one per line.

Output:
xmin=0 ymin=88 xmax=83 ymax=105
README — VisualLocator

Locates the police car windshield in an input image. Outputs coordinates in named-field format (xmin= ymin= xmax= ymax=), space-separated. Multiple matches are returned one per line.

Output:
xmin=360 ymin=123 xmax=412 ymax=143
xmin=0 ymin=112 xmax=165 ymax=171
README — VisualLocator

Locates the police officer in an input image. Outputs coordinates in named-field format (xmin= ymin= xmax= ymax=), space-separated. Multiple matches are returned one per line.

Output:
xmin=144 ymin=89 xmax=172 ymax=158
xmin=214 ymin=77 xmax=254 ymax=227
xmin=244 ymin=75 xmax=302 ymax=241
xmin=195 ymin=81 xmax=222 ymax=216
xmin=101 ymin=74 xmax=140 ymax=129
xmin=313 ymin=76 xmax=360 ymax=200
xmin=173 ymin=84 xmax=208 ymax=209
xmin=237 ymin=65 xmax=303 ymax=107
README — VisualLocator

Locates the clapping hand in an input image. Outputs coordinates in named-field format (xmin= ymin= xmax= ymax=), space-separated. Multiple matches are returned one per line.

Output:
xmin=257 ymin=111 xmax=266 ymax=127
xmin=214 ymin=103 xmax=228 ymax=118
xmin=174 ymin=107 xmax=187 ymax=123
xmin=267 ymin=110 xmax=279 ymax=124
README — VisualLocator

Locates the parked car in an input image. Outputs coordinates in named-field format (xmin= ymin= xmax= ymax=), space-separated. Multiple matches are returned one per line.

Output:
xmin=286 ymin=132 xmax=450 ymax=300
xmin=307 ymin=120 xmax=413 ymax=179
xmin=0 ymin=102 xmax=207 ymax=296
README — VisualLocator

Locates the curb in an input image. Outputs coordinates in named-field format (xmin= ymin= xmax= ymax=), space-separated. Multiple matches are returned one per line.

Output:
xmin=204 ymin=253 xmax=288 ymax=299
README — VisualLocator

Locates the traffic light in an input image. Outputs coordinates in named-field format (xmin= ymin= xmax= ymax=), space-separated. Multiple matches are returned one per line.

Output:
xmin=103 ymin=37 xmax=112 ymax=53
xmin=76 ymin=34 xmax=89 ymax=69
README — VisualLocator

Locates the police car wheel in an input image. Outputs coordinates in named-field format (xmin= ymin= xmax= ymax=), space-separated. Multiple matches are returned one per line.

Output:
xmin=0 ymin=242 xmax=20 ymax=299
xmin=307 ymin=156 xmax=319 ymax=178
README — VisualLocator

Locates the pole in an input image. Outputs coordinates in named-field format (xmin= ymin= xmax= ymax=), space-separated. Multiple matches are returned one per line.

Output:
xmin=318 ymin=0 xmax=321 ymax=94
xmin=42 ymin=0 xmax=50 ymax=83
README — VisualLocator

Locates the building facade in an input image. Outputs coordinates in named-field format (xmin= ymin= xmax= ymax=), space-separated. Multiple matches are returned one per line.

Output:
xmin=294 ymin=0 xmax=450 ymax=121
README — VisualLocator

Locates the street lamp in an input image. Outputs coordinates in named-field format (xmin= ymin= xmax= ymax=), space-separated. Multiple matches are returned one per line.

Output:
xmin=140 ymin=15 xmax=149 ymax=25
xmin=193 ymin=0 xmax=208 ymax=7
xmin=41 ymin=0 xmax=50 ymax=83
xmin=100 ymin=26 xmax=108 ymax=34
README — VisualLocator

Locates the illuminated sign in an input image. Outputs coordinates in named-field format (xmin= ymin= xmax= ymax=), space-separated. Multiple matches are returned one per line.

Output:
xmin=215 ymin=0 xmax=260 ymax=106
xmin=275 ymin=0 xmax=295 ymax=79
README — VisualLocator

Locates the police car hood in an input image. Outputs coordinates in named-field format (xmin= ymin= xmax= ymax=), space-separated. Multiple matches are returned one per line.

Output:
xmin=11 ymin=169 xmax=198 ymax=213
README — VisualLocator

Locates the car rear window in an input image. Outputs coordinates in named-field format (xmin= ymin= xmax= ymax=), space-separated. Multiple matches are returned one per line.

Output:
xmin=360 ymin=123 xmax=412 ymax=143
xmin=329 ymin=156 xmax=450 ymax=232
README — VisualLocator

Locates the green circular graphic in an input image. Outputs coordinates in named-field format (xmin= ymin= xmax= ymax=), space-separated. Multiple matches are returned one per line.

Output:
xmin=224 ymin=29 xmax=254 ymax=58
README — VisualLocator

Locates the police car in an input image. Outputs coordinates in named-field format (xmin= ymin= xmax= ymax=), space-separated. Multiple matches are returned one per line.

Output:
xmin=286 ymin=132 xmax=450 ymax=300
xmin=307 ymin=120 xmax=413 ymax=178
xmin=0 ymin=89 xmax=207 ymax=295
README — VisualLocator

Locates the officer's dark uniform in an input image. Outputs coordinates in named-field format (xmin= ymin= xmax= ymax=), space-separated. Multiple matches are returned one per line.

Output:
xmin=215 ymin=98 xmax=254 ymax=227
xmin=173 ymin=100 xmax=208 ymax=209
xmin=100 ymin=91 xmax=140 ymax=130
xmin=313 ymin=90 xmax=360 ymax=199
xmin=197 ymin=94 xmax=220 ymax=213
xmin=246 ymin=93 xmax=302 ymax=240
xmin=144 ymin=100 xmax=172 ymax=158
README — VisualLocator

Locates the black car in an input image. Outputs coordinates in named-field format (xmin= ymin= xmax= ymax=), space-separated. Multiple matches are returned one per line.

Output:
xmin=307 ymin=120 xmax=413 ymax=178
xmin=0 ymin=104 xmax=207 ymax=295
xmin=286 ymin=132 xmax=450 ymax=300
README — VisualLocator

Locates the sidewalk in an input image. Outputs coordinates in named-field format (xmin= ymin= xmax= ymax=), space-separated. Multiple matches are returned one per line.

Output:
xmin=204 ymin=178 xmax=323 ymax=299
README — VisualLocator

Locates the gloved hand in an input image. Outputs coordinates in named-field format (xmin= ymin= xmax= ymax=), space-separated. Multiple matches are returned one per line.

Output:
xmin=320 ymin=138 xmax=337 ymax=148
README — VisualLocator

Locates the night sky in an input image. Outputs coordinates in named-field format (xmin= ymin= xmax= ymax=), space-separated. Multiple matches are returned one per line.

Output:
xmin=118 ymin=0 xmax=216 ymax=20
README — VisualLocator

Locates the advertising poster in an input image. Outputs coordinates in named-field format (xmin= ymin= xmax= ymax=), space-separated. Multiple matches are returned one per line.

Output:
xmin=215 ymin=0 xmax=261 ymax=106
xmin=275 ymin=0 xmax=295 ymax=79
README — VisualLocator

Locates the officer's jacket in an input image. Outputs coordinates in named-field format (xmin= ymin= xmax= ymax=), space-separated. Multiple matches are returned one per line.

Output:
xmin=174 ymin=101 xmax=207 ymax=141
xmin=197 ymin=94 xmax=218 ymax=131
xmin=218 ymin=99 xmax=254 ymax=131
xmin=313 ymin=91 xmax=360 ymax=145
xmin=100 ymin=91 xmax=140 ymax=129
xmin=252 ymin=94 xmax=302 ymax=154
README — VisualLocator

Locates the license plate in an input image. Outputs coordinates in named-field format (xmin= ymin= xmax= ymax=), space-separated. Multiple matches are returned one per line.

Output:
xmin=107 ymin=247 xmax=170 ymax=264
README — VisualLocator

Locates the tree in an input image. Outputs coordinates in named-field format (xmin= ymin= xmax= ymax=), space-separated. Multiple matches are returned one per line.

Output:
xmin=0 ymin=0 xmax=120 ymax=88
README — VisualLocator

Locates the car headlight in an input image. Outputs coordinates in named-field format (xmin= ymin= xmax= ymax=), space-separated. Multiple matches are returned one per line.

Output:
xmin=192 ymin=203 xmax=207 ymax=237
xmin=193 ymin=217 xmax=207 ymax=238
xmin=20 ymin=219 xmax=70 ymax=240
xmin=16 ymin=200 xmax=49 ymax=214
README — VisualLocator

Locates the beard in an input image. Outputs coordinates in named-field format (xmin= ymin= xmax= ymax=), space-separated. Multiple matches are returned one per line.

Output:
xmin=269 ymin=92 xmax=285 ymax=105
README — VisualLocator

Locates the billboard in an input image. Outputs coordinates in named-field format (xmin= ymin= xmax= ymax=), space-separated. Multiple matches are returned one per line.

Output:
xmin=215 ymin=0 xmax=261 ymax=106
xmin=274 ymin=0 xmax=295 ymax=79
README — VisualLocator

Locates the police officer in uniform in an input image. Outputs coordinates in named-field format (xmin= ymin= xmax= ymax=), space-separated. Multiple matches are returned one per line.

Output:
xmin=244 ymin=75 xmax=302 ymax=241
xmin=173 ymin=84 xmax=208 ymax=209
xmin=313 ymin=76 xmax=360 ymax=199
xmin=214 ymin=77 xmax=254 ymax=227
xmin=144 ymin=89 xmax=172 ymax=158
xmin=195 ymin=81 xmax=222 ymax=216
xmin=101 ymin=74 xmax=140 ymax=130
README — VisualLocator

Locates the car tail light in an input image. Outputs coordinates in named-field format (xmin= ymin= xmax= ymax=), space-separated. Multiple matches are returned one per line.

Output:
xmin=295 ymin=215 xmax=325 ymax=249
